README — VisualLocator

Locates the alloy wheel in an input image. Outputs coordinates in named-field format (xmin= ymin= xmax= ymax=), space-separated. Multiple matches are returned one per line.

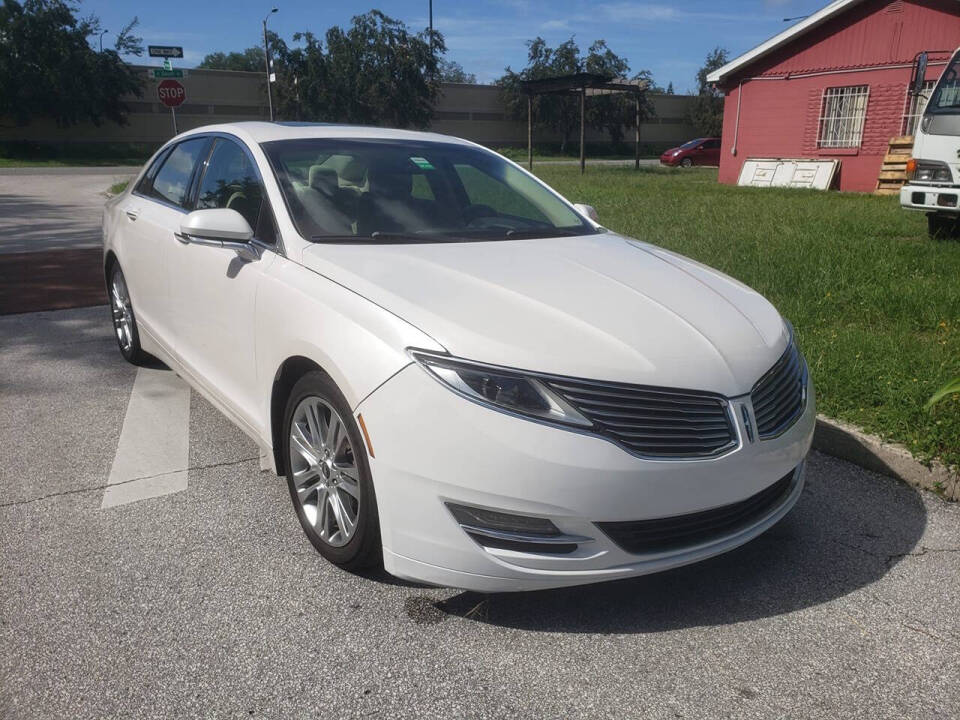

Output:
xmin=110 ymin=270 xmax=135 ymax=353
xmin=288 ymin=397 xmax=362 ymax=547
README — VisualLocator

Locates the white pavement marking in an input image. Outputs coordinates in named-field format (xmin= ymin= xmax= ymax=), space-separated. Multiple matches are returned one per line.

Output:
xmin=101 ymin=366 xmax=191 ymax=508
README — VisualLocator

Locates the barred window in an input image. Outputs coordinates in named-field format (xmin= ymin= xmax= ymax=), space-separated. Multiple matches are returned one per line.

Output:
xmin=902 ymin=81 xmax=935 ymax=136
xmin=818 ymin=86 xmax=870 ymax=148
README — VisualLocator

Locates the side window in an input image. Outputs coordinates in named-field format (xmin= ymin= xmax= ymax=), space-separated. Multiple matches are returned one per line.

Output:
xmin=410 ymin=173 xmax=435 ymax=201
xmin=196 ymin=139 xmax=265 ymax=233
xmin=135 ymin=149 xmax=169 ymax=196
xmin=704 ymin=139 xmax=721 ymax=150
xmin=150 ymin=138 xmax=209 ymax=208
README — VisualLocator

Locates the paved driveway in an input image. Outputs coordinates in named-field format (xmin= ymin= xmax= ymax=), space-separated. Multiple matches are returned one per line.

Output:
xmin=0 ymin=167 xmax=135 ymax=254
xmin=2 ymin=306 xmax=959 ymax=719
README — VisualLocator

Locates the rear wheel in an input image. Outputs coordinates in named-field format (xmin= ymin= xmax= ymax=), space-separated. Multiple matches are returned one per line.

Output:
xmin=283 ymin=371 xmax=381 ymax=569
xmin=928 ymin=213 xmax=960 ymax=239
xmin=108 ymin=264 xmax=147 ymax=365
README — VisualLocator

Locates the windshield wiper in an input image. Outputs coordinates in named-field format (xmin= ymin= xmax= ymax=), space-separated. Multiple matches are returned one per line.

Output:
xmin=310 ymin=232 xmax=465 ymax=243
xmin=504 ymin=228 xmax=580 ymax=239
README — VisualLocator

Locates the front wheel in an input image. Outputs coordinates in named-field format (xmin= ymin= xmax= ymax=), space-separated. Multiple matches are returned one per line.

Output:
xmin=680 ymin=157 xmax=693 ymax=168
xmin=928 ymin=213 xmax=960 ymax=239
xmin=283 ymin=371 xmax=381 ymax=569
xmin=108 ymin=264 xmax=148 ymax=365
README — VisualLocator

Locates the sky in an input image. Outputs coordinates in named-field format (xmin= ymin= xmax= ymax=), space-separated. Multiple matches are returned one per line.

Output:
xmin=83 ymin=0 xmax=830 ymax=92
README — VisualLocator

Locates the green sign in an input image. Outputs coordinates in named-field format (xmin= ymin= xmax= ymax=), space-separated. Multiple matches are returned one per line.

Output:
xmin=152 ymin=69 xmax=184 ymax=79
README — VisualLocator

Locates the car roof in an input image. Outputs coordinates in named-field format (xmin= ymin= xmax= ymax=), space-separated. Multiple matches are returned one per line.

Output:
xmin=175 ymin=121 xmax=476 ymax=148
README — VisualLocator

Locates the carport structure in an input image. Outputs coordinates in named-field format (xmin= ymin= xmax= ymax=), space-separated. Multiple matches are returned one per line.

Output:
xmin=519 ymin=73 xmax=648 ymax=174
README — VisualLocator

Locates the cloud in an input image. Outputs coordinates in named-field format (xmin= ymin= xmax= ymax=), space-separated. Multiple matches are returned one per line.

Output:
xmin=596 ymin=3 xmax=769 ymax=24
xmin=540 ymin=19 xmax=571 ymax=31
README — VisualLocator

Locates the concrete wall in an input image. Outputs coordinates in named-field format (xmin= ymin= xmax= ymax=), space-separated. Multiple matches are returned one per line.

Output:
xmin=0 ymin=65 xmax=698 ymax=150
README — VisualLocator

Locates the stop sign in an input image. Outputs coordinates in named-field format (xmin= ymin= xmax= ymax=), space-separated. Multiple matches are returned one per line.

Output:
xmin=157 ymin=79 xmax=186 ymax=108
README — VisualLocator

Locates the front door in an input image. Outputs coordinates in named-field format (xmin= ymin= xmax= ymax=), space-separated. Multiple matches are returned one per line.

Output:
xmin=168 ymin=137 xmax=279 ymax=432
xmin=702 ymin=138 xmax=722 ymax=166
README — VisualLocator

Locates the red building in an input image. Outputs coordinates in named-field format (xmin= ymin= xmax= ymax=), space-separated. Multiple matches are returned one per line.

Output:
xmin=707 ymin=0 xmax=960 ymax=192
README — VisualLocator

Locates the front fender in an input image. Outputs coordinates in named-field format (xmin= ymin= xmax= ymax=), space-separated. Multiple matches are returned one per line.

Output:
xmin=255 ymin=255 xmax=445 ymax=446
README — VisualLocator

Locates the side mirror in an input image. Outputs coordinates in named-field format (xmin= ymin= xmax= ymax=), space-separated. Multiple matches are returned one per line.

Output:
xmin=574 ymin=203 xmax=599 ymax=223
xmin=910 ymin=52 xmax=928 ymax=96
xmin=177 ymin=208 xmax=259 ymax=262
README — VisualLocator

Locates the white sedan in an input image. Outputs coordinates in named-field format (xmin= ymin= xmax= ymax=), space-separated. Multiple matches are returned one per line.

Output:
xmin=103 ymin=122 xmax=814 ymax=592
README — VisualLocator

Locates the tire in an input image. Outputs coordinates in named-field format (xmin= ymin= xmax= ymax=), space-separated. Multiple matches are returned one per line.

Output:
xmin=928 ymin=213 xmax=960 ymax=239
xmin=108 ymin=263 xmax=148 ymax=365
xmin=283 ymin=371 xmax=381 ymax=569
xmin=680 ymin=157 xmax=693 ymax=168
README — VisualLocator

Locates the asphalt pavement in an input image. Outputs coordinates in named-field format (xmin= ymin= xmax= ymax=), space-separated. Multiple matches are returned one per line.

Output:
xmin=2 ymin=306 xmax=960 ymax=719
xmin=0 ymin=167 xmax=135 ymax=254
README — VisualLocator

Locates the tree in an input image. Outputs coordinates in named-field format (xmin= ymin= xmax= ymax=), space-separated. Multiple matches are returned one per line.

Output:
xmin=688 ymin=47 xmax=728 ymax=137
xmin=271 ymin=10 xmax=442 ymax=128
xmin=497 ymin=37 xmax=654 ymax=152
xmin=666 ymin=81 xmax=674 ymax=95
xmin=198 ymin=47 xmax=265 ymax=72
xmin=0 ymin=0 xmax=143 ymax=127
xmin=438 ymin=59 xmax=476 ymax=83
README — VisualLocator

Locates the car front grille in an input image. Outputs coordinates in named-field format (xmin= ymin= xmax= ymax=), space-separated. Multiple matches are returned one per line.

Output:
xmin=751 ymin=341 xmax=807 ymax=439
xmin=542 ymin=377 xmax=737 ymax=459
xmin=596 ymin=468 xmax=797 ymax=554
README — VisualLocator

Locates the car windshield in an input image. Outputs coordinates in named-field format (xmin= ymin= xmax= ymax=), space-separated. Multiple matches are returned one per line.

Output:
xmin=679 ymin=139 xmax=705 ymax=149
xmin=261 ymin=138 xmax=597 ymax=243
xmin=926 ymin=54 xmax=960 ymax=114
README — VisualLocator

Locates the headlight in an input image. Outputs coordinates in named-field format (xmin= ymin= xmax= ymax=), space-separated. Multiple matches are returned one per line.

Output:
xmin=907 ymin=158 xmax=952 ymax=183
xmin=409 ymin=350 xmax=592 ymax=428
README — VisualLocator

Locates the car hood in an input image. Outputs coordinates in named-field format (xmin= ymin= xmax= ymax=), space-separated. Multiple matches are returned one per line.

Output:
xmin=299 ymin=232 xmax=789 ymax=396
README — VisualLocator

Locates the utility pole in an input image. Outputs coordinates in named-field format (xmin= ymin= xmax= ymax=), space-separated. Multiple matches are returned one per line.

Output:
xmin=99 ymin=29 xmax=109 ymax=53
xmin=263 ymin=8 xmax=278 ymax=122
xmin=429 ymin=0 xmax=434 ymax=55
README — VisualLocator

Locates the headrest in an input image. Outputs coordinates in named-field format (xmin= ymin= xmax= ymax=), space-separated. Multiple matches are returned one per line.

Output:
xmin=340 ymin=158 xmax=367 ymax=184
xmin=308 ymin=166 xmax=339 ymax=195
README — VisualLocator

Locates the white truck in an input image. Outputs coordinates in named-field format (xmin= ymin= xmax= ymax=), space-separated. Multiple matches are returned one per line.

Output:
xmin=902 ymin=49 xmax=960 ymax=238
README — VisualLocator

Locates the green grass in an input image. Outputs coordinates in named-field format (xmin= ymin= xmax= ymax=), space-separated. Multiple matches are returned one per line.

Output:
xmin=534 ymin=164 xmax=960 ymax=468
xmin=0 ymin=141 xmax=156 ymax=168
xmin=106 ymin=180 xmax=130 ymax=196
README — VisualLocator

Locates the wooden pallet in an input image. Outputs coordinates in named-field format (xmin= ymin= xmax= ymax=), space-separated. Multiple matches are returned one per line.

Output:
xmin=875 ymin=135 xmax=913 ymax=195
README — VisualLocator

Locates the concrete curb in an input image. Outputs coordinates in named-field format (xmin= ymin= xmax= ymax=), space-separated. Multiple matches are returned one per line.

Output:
xmin=814 ymin=414 xmax=960 ymax=501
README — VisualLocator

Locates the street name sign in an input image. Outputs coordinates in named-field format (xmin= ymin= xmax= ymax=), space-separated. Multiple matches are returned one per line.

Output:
xmin=148 ymin=45 xmax=184 ymax=58
xmin=152 ymin=68 xmax=184 ymax=79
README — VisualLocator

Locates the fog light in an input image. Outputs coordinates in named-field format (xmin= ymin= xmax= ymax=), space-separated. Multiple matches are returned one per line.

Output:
xmin=446 ymin=503 xmax=561 ymax=536
xmin=912 ymin=192 xmax=926 ymax=204
xmin=937 ymin=194 xmax=957 ymax=208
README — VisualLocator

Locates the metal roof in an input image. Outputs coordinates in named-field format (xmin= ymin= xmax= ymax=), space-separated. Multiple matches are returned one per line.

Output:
xmin=519 ymin=73 xmax=646 ymax=95
xmin=706 ymin=0 xmax=865 ymax=85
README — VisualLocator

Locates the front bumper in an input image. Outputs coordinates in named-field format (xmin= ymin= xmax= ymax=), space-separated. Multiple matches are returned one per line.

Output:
xmin=660 ymin=154 xmax=681 ymax=166
xmin=356 ymin=363 xmax=815 ymax=592
xmin=900 ymin=183 xmax=960 ymax=213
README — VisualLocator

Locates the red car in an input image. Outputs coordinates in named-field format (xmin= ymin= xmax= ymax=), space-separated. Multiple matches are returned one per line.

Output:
xmin=660 ymin=137 xmax=722 ymax=167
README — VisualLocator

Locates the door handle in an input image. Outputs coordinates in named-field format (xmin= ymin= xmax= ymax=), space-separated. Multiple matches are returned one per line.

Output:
xmin=124 ymin=208 xmax=140 ymax=221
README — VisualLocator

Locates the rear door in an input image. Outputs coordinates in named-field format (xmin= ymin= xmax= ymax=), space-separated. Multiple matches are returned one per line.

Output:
xmin=168 ymin=136 xmax=280 ymax=430
xmin=119 ymin=137 xmax=210 ymax=346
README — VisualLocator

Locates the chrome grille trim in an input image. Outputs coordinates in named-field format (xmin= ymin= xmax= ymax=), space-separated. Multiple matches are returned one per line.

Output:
xmin=542 ymin=377 xmax=738 ymax=459
xmin=751 ymin=341 xmax=807 ymax=439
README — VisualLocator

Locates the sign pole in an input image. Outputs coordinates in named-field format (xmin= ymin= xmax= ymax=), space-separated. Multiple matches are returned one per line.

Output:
xmin=171 ymin=106 xmax=178 ymax=135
